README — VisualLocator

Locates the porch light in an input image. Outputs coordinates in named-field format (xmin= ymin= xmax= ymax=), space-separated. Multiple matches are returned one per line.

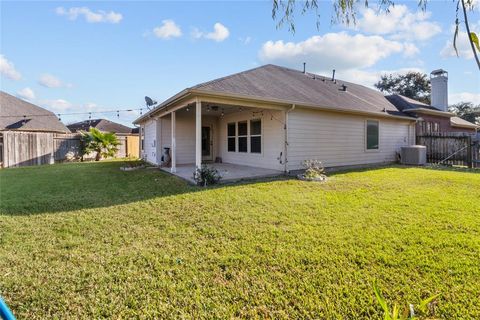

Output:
xmin=186 ymin=107 xmax=190 ymax=111
xmin=221 ymin=109 xmax=225 ymax=117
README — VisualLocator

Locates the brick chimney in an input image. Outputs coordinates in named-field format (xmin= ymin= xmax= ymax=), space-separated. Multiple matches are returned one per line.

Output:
xmin=430 ymin=69 xmax=448 ymax=112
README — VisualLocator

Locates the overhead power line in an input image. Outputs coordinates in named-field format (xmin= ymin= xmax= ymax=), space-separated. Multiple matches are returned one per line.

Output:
xmin=0 ymin=107 xmax=146 ymax=120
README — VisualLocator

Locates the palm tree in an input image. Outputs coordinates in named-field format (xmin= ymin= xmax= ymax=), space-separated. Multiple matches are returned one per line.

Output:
xmin=81 ymin=128 xmax=120 ymax=161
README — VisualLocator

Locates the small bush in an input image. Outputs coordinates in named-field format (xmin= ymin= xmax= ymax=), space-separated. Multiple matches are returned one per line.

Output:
xmin=299 ymin=159 xmax=327 ymax=181
xmin=193 ymin=165 xmax=222 ymax=186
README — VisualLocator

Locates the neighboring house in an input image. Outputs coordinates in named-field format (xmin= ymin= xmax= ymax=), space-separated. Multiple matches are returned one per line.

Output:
xmin=133 ymin=64 xmax=421 ymax=173
xmin=67 ymin=119 xmax=140 ymax=158
xmin=386 ymin=70 xmax=478 ymax=136
xmin=1 ymin=91 xmax=70 ymax=134
xmin=0 ymin=91 xmax=72 ymax=167
xmin=67 ymin=118 xmax=137 ymax=135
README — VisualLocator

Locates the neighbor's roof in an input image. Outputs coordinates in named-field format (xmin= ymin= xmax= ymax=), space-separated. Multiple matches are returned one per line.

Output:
xmin=386 ymin=94 xmax=478 ymax=129
xmin=385 ymin=95 xmax=441 ymax=112
xmin=67 ymin=119 xmax=136 ymax=134
xmin=0 ymin=91 xmax=70 ymax=133
xmin=134 ymin=64 xmax=416 ymax=123
xmin=450 ymin=116 xmax=479 ymax=129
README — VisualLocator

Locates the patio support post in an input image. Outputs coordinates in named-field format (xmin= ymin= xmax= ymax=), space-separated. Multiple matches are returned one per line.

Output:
xmin=171 ymin=111 xmax=176 ymax=173
xmin=195 ymin=98 xmax=202 ymax=169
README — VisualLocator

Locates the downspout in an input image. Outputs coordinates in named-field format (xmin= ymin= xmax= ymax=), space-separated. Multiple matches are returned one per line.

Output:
xmin=413 ymin=117 xmax=423 ymax=144
xmin=284 ymin=104 xmax=296 ymax=173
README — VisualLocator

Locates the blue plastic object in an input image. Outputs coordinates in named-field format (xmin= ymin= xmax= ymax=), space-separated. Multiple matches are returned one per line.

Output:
xmin=0 ymin=296 xmax=15 ymax=320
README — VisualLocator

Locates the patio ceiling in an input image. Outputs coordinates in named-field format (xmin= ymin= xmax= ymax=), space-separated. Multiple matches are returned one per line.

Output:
xmin=175 ymin=102 xmax=264 ymax=118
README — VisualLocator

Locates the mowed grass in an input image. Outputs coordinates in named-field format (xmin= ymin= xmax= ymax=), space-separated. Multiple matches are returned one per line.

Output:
xmin=0 ymin=162 xmax=479 ymax=319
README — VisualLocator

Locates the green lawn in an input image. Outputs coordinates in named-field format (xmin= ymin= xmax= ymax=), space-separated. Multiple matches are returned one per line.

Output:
xmin=0 ymin=161 xmax=479 ymax=319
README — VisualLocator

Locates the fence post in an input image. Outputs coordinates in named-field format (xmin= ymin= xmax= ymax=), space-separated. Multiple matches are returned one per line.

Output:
xmin=467 ymin=136 xmax=473 ymax=169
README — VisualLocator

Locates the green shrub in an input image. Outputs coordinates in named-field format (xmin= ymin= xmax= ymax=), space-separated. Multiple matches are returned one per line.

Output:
xmin=80 ymin=128 xmax=120 ymax=161
xmin=299 ymin=159 xmax=327 ymax=181
xmin=193 ymin=165 xmax=222 ymax=186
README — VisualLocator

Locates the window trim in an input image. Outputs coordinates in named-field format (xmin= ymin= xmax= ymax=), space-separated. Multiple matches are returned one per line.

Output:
xmin=249 ymin=118 xmax=262 ymax=154
xmin=225 ymin=118 xmax=264 ymax=156
xmin=227 ymin=122 xmax=236 ymax=153
xmin=237 ymin=121 xmax=248 ymax=153
xmin=365 ymin=119 xmax=380 ymax=152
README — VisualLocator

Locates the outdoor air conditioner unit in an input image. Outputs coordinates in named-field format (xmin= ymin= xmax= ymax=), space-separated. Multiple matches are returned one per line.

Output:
xmin=401 ymin=145 xmax=427 ymax=165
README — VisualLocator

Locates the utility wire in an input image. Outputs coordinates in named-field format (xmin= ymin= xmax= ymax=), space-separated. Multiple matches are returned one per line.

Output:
xmin=0 ymin=107 xmax=144 ymax=118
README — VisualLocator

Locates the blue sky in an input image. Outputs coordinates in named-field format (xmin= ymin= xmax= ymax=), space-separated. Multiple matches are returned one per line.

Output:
xmin=1 ymin=0 xmax=479 ymax=127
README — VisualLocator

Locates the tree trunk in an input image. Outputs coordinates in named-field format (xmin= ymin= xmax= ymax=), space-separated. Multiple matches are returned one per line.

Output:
xmin=462 ymin=0 xmax=480 ymax=70
xmin=95 ymin=149 xmax=102 ymax=161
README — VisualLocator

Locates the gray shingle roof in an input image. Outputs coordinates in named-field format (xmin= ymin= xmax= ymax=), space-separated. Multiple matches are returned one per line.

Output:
xmin=0 ymin=91 xmax=70 ymax=133
xmin=134 ymin=64 xmax=416 ymax=123
xmin=385 ymin=94 xmax=440 ymax=112
xmin=67 ymin=119 xmax=135 ymax=134
xmin=386 ymin=94 xmax=478 ymax=129
xmin=191 ymin=64 xmax=408 ymax=116
xmin=451 ymin=116 xmax=479 ymax=128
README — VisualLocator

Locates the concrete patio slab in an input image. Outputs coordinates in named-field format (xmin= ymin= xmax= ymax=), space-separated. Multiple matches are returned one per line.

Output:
xmin=160 ymin=163 xmax=284 ymax=183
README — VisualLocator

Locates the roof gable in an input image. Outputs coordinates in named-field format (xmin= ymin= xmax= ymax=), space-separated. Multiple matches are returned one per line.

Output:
xmin=67 ymin=119 xmax=134 ymax=134
xmin=0 ymin=91 xmax=70 ymax=133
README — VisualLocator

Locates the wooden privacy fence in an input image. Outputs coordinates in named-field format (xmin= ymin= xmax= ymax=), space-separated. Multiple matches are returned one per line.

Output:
xmin=54 ymin=133 xmax=82 ymax=161
xmin=125 ymin=135 xmax=140 ymax=158
xmin=1 ymin=131 xmax=140 ymax=168
xmin=114 ymin=135 xmax=139 ymax=158
xmin=417 ymin=133 xmax=479 ymax=168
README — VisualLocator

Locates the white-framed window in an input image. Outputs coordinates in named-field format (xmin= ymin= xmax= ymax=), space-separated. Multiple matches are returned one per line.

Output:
xmin=366 ymin=120 xmax=379 ymax=150
xmin=227 ymin=122 xmax=236 ymax=152
xmin=250 ymin=119 xmax=262 ymax=153
xmin=226 ymin=118 xmax=263 ymax=154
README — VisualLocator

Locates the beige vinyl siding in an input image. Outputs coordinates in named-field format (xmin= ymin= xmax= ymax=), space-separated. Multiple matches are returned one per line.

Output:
xmin=287 ymin=108 xmax=412 ymax=170
xmin=157 ymin=116 xmax=171 ymax=164
xmin=143 ymin=119 xmax=157 ymax=164
xmin=218 ymin=110 xmax=285 ymax=171
xmin=154 ymin=112 xmax=219 ymax=165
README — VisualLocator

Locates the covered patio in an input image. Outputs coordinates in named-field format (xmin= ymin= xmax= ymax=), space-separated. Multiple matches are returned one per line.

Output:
xmin=160 ymin=163 xmax=283 ymax=183
xmin=140 ymin=94 xmax=288 ymax=178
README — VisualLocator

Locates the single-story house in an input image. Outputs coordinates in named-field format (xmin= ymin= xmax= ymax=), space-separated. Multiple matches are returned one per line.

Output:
xmin=134 ymin=64 xmax=424 ymax=180
xmin=67 ymin=119 xmax=140 ymax=158
xmin=1 ymin=91 xmax=71 ymax=167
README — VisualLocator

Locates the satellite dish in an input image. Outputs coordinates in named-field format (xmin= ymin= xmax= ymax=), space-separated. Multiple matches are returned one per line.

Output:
xmin=145 ymin=96 xmax=157 ymax=108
